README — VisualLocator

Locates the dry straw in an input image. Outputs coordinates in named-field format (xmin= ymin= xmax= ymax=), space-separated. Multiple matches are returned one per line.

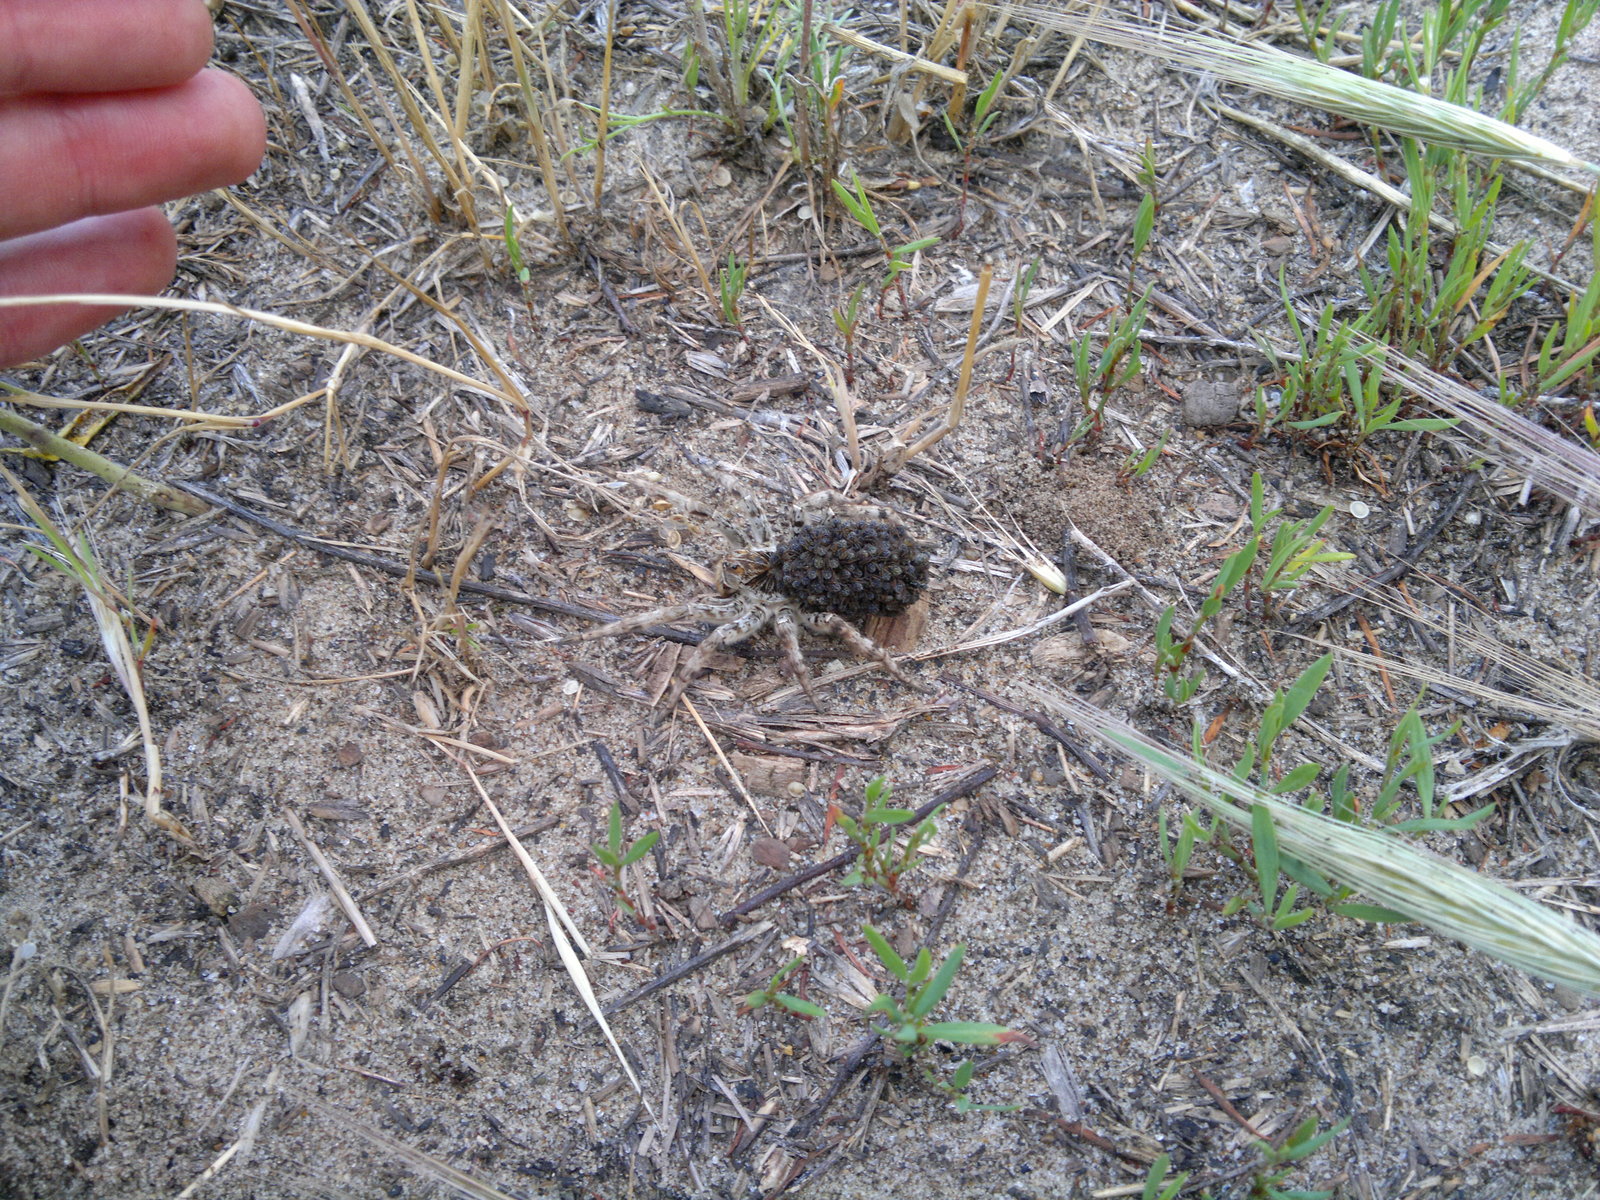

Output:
xmin=998 ymin=3 xmax=1600 ymax=176
xmin=1024 ymin=684 xmax=1600 ymax=996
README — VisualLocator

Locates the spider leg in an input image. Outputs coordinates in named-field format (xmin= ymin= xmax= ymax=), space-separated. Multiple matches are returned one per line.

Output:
xmin=773 ymin=605 xmax=822 ymax=710
xmin=564 ymin=597 xmax=745 ymax=644
xmin=661 ymin=606 xmax=773 ymax=708
xmin=799 ymin=610 xmax=916 ymax=686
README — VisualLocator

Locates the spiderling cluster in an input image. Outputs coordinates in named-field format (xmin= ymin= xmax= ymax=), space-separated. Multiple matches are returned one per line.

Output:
xmin=770 ymin=518 xmax=929 ymax=621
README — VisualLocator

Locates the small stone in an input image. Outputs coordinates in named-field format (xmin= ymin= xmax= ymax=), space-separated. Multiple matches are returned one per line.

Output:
xmin=228 ymin=903 xmax=275 ymax=943
xmin=194 ymin=878 xmax=239 ymax=918
xmin=332 ymin=970 xmax=366 ymax=999
xmin=751 ymin=838 xmax=791 ymax=870
xmin=1182 ymin=379 xmax=1240 ymax=428
xmin=334 ymin=742 xmax=364 ymax=769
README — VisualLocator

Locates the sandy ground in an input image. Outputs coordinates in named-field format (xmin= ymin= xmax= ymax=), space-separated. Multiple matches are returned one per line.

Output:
xmin=3 ymin=2 xmax=1600 ymax=1198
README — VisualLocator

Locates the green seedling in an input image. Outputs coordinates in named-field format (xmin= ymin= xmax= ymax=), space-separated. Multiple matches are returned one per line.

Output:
xmin=940 ymin=69 xmax=1006 ymax=231
xmin=830 ymin=170 xmax=939 ymax=313
xmin=832 ymin=282 xmax=867 ymax=382
xmin=762 ymin=0 xmax=853 ymax=180
xmin=1293 ymin=0 xmax=1349 ymax=64
xmin=740 ymin=955 xmax=825 ymax=1019
xmin=1155 ymin=475 xmax=1352 ymax=701
xmin=861 ymin=923 xmax=1029 ymax=1111
xmin=719 ymin=253 xmax=749 ymax=330
xmin=830 ymin=776 xmax=941 ymax=898
xmin=1249 ymin=1114 xmax=1350 ymax=1199
xmin=1129 ymin=139 xmax=1158 ymax=292
xmin=1067 ymin=285 xmax=1150 ymax=442
xmin=1118 ymin=429 xmax=1168 ymax=482
xmin=502 ymin=204 xmax=536 ymax=326
xmin=1531 ymin=214 xmax=1600 ymax=399
xmin=1152 ymin=529 xmax=1255 ymax=703
xmin=1174 ymin=652 xmax=1493 ymax=925
xmin=590 ymin=802 xmax=659 ymax=924
xmin=1138 ymin=1153 xmax=1189 ymax=1200
xmin=1011 ymin=256 xmax=1040 ymax=334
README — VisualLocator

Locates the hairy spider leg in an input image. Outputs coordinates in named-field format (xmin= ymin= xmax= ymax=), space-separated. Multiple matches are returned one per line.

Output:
xmin=799 ymin=610 xmax=915 ymax=686
xmin=564 ymin=596 xmax=748 ymax=644
xmin=661 ymin=604 xmax=774 ymax=709
xmin=772 ymin=605 xmax=822 ymax=710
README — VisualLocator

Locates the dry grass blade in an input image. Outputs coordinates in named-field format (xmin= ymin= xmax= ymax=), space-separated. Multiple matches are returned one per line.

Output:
xmin=1000 ymin=2 xmax=1599 ymax=176
xmin=0 ymin=293 xmax=526 ymax=413
xmin=466 ymin=771 xmax=641 ymax=1095
xmin=0 ymin=408 xmax=206 ymax=515
xmin=1022 ymin=683 xmax=1600 ymax=996
xmin=1296 ymin=588 xmax=1600 ymax=743
xmin=287 ymin=1087 xmax=524 ymax=1200
xmin=1384 ymin=351 xmax=1600 ymax=519
xmin=0 ymin=466 xmax=191 ymax=844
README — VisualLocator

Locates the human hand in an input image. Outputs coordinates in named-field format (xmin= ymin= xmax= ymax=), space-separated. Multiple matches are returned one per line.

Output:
xmin=0 ymin=0 xmax=266 ymax=367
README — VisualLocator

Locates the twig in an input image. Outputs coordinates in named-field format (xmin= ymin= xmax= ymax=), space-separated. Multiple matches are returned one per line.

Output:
xmin=357 ymin=818 xmax=559 ymax=902
xmin=282 ymin=807 xmax=378 ymax=948
xmin=679 ymin=695 xmax=770 ymax=834
xmin=601 ymin=920 xmax=775 ymax=1016
xmin=938 ymin=676 xmax=1110 ymax=781
xmin=716 ymin=765 xmax=998 ymax=925
xmin=175 ymin=481 xmax=700 ymax=638
xmin=0 ymin=408 xmax=207 ymax=516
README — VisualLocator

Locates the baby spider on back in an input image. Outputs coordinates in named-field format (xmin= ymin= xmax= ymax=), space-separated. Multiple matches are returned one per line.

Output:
xmin=567 ymin=499 xmax=930 ymax=710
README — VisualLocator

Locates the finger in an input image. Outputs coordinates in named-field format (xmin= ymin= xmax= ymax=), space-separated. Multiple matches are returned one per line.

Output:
xmin=0 ymin=0 xmax=215 ymax=97
xmin=0 ymin=209 xmax=178 ymax=368
xmin=0 ymin=69 xmax=266 ymax=242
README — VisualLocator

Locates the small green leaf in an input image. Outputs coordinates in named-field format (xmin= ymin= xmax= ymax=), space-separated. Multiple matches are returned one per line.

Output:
xmin=1331 ymin=902 xmax=1410 ymax=924
xmin=592 ymin=845 xmax=620 ymax=868
xmin=1251 ymin=803 xmax=1280 ymax=906
xmin=919 ymin=1020 xmax=1016 ymax=1045
xmin=1271 ymin=762 xmax=1322 ymax=795
xmin=619 ymin=828 xmax=660 ymax=867
xmin=862 ymin=924 xmax=908 ymax=981
xmin=912 ymin=944 xmax=965 ymax=1016
xmin=774 ymin=994 xmax=826 ymax=1019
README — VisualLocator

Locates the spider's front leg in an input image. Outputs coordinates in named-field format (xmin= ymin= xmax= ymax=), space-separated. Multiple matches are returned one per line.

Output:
xmin=563 ymin=596 xmax=746 ymax=644
xmin=660 ymin=604 xmax=773 ymax=709
xmin=800 ymin=610 xmax=917 ymax=687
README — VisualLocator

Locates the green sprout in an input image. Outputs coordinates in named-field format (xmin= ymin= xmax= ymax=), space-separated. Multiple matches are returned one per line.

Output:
xmin=830 ymin=776 xmax=941 ymax=898
xmin=1139 ymin=1153 xmax=1189 ymax=1200
xmin=739 ymin=955 xmax=825 ymax=1019
xmin=1249 ymin=1114 xmax=1350 ymax=1199
xmin=590 ymin=802 xmax=660 ymax=924
xmin=830 ymin=170 xmax=939 ymax=312
xmin=1068 ymin=285 xmax=1150 ymax=442
xmin=832 ymin=281 xmax=867 ymax=382
xmin=719 ymin=252 xmax=749 ymax=330
xmin=860 ymin=924 xmax=1029 ymax=1111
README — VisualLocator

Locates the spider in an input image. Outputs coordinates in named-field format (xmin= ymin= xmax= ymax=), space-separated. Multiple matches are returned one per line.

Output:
xmin=566 ymin=488 xmax=930 ymax=709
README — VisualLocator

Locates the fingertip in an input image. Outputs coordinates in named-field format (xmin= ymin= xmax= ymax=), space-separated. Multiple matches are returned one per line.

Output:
xmin=0 ymin=210 xmax=177 ymax=368
xmin=195 ymin=68 xmax=268 ymax=186
xmin=116 ymin=207 xmax=181 ymax=291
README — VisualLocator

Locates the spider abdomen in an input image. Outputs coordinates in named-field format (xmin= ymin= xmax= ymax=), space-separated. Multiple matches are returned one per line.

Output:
xmin=770 ymin=518 xmax=929 ymax=620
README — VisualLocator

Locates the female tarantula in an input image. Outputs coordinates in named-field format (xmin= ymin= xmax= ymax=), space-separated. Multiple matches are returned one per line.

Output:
xmin=568 ymin=492 xmax=930 ymax=709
